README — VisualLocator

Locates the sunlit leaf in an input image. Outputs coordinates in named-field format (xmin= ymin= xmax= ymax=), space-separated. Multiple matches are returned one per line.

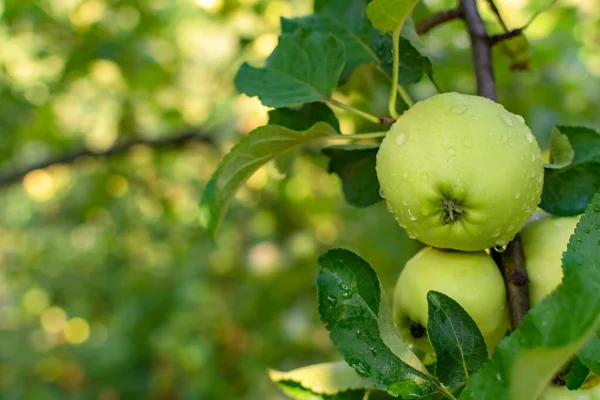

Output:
xmin=235 ymin=29 xmax=345 ymax=108
xmin=199 ymin=123 xmax=337 ymax=236
xmin=366 ymin=0 xmax=418 ymax=33
xmin=545 ymin=127 xmax=574 ymax=169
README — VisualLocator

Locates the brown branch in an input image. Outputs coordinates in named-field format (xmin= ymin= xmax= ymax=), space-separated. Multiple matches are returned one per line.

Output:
xmin=416 ymin=8 xmax=462 ymax=34
xmin=459 ymin=0 xmax=530 ymax=329
xmin=489 ymin=28 xmax=525 ymax=45
xmin=459 ymin=0 xmax=497 ymax=100
xmin=491 ymin=236 xmax=531 ymax=330
xmin=0 ymin=129 xmax=214 ymax=188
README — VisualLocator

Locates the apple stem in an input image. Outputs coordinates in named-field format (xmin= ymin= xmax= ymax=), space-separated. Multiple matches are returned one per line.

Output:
xmin=388 ymin=27 xmax=403 ymax=119
xmin=327 ymin=98 xmax=391 ymax=125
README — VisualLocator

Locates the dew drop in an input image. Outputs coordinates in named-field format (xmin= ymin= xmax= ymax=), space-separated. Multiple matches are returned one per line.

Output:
xmin=496 ymin=373 xmax=502 ymax=381
xmin=463 ymin=138 xmax=473 ymax=148
xmin=342 ymin=291 xmax=352 ymax=299
xmin=494 ymin=244 xmax=508 ymax=253
xmin=420 ymin=171 xmax=430 ymax=182
xmin=501 ymin=133 xmax=508 ymax=143
xmin=595 ymin=207 xmax=600 ymax=213
xmin=379 ymin=189 xmax=386 ymax=199
xmin=584 ymin=228 xmax=591 ymax=233
xmin=499 ymin=113 xmax=514 ymax=126
xmin=491 ymin=229 xmax=501 ymax=238
xmin=515 ymin=115 xmax=525 ymax=124
xmin=515 ymin=192 xmax=521 ymax=199
xmin=448 ymin=147 xmax=456 ymax=156
xmin=452 ymin=104 xmax=468 ymax=114
xmin=408 ymin=209 xmax=418 ymax=221
xmin=402 ymin=171 xmax=409 ymax=178
xmin=407 ymin=231 xmax=417 ymax=240
xmin=356 ymin=329 xmax=361 ymax=335
xmin=396 ymin=132 xmax=408 ymax=146
xmin=340 ymin=283 xmax=349 ymax=291
xmin=525 ymin=130 xmax=534 ymax=143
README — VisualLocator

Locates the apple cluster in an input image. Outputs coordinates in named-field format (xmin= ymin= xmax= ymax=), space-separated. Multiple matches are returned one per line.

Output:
xmin=376 ymin=94 xmax=580 ymax=372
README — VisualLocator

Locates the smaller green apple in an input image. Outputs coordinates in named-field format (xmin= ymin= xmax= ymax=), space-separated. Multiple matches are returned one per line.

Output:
xmin=521 ymin=215 xmax=580 ymax=306
xmin=540 ymin=382 xmax=600 ymax=400
xmin=393 ymin=247 xmax=509 ymax=352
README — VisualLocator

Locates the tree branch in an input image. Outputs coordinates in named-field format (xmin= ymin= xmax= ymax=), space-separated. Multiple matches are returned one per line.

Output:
xmin=459 ymin=0 xmax=497 ymax=101
xmin=459 ymin=0 xmax=530 ymax=329
xmin=491 ymin=236 xmax=531 ymax=330
xmin=416 ymin=8 xmax=462 ymax=34
xmin=0 ymin=130 xmax=214 ymax=188
xmin=488 ymin=28 xmax=524 ymax=45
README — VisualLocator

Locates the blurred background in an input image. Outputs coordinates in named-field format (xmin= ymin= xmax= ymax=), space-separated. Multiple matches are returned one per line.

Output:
xmin=0 ymin=0 xmax=599 ymax=399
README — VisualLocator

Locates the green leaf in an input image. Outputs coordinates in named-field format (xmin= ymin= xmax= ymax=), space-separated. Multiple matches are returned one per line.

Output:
xmin=366 ymin=0 xmax=419 ymax=33
xmin=564 ymin=357 xmax=589 ymax=390
xmin=460 ymin=199 xmax=600 ymax=400
xmin=290 ymin=0 xmax=431 ymax=85
xmin=272 ymin=380 xmax=366 ymax=400
xmin=268 ymin=102 xmax=340 ymax=133
xmin=269 ymin=361 xmax=373 ymax=399
xmin=322 ymin=145 xmax=381 ymax=208
xmin=561 ymin=191 xmax=600 ymax=277
xmin=281 ymin=15 xmax=376 ymax=83
xmin=545 ymin=127 xmax=575 ymax=169
xmin=371 ymin=30 xmax=432 ymax=85
xmin=576 ymin=334 xmax=600 ymax=376
xmin=426 ymin=291 xmax=488 ymax=388
xmin=316 ymin=249 xmax=436 ymax=398
xmin=199 ymin=122 xmax=337 ymax=235
xmin=234 ymin=29 xmax=345 ymax=108
xmin=541 ymin=126 xmax=600 ymax=216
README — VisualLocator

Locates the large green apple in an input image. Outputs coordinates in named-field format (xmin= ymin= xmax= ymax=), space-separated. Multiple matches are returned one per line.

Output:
xmin=521 ymin=215 xmax=580 ymax=306
xmin=393 ymin=247 xmax=509 ymax=352
xmin=376 ymin=92 xmax=544 ymax=251
xmin=540 ymin=382 xmax=600 ymax=399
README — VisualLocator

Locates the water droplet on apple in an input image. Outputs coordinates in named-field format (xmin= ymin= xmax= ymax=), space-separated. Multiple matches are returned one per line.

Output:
xmin=491 ymin=229 xmax=501 ymax=238
xmin=452 ymin=104 xmax=468 ymax=114
xmin=379 ymin=189 xmax=386 ymax=198
xmin=420 ymin=171 xmax=430 ymax=181
xmin=448 ymin=147 xmax=456 ymax=156
xmin=408 ymin=209 xmax=418 ymax=221
xmin=501 ymin=133 xmax=508 ymax=143
xmin=396 ymin=132 xmax=408 ymax=146
xmin=463 ymin=138 xmax=473 ymax=148
xmin=515 ymin=192 xmax=521 ymax=199
xmin=515 ymin=115 xmax=525 ymax=124
xmin=494 ymin=244 xmax=508 ymax=253
xmin=402 ymin=171 xmax=409 ymax=178
xmin=499 ymin=113 xmax=513 ymax=126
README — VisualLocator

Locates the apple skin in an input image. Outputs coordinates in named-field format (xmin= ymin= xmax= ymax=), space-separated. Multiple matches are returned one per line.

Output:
xmin=393 ymin=247 xmax=509 ymax=352
xmin=521 ymin=215 xmax=580 ymax=306
xmin=540 ymin=383 xmax=600 ymax=399
xmin=376 ymin=92 xmax=544 ymax=251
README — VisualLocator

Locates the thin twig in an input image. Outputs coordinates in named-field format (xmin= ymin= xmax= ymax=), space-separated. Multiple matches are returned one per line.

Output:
xmin=416 ymin=8 xmax=463 ymax=34
xmin=488 ymin=0 xmax=559 ymax=45
xmin=459 ymin=0 xmax=497 ymax=100
xmin=0 ymin=130 xmax=214 ymax=188
xmin=491 ymin=236 xmax=530 ymax=329
xmin=485 ymin=0 xmax=509 ymax=32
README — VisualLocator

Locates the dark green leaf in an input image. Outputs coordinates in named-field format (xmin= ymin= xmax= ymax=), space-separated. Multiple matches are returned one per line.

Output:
xmin=234 ymin=30 xmax=345 ymax=108
xmin=317 ymin=249 xmax=436 ymax=398
xmin=366 ymin=0 xmax=418 ymax=33
xmin=322 ymin=145 xmax=381 ymax=208
xmin=562 ymin=191 xmax=600 ymax=277
xmin=268 ymin=102 xmax=340 ymax=132
xmin=576 ymin=334 xmax=600 ymax=376
xmin=541 ymin=126 xmax=600 ymax=216
xmin=281 ymin=15 xmax=376 ymax=83
xmin=564 ymin=358 xmax=589 ymax=390
xmin=371 ymin=31 xmax=432 ymax=85
xmin=426 ymin=291 xmax=488 ymax=388
xmin=199 ymin=123 xmax=337 ymax=236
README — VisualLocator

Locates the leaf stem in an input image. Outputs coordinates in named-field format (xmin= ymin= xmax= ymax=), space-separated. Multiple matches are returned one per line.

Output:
xmin=388 ymin=27 xmax=402 ymax=119
xmin=397 ymin=84 xmax=414 ymax=107
xmin=327 ymin=132 xmax=387 ymax=140
xmin=327 ymin=98 xmax=381 ymax=124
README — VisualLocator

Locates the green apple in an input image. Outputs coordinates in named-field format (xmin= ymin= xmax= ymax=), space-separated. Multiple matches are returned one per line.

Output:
xmin=393 ymin=247 xmax=509 ymax=352
xmin=540 ymin=383 xmax=600 ymax=399
xmin=376 ymin=92 xmax=544 ymax=251
xmin=521 ymin=215 xmax=580 ymax=306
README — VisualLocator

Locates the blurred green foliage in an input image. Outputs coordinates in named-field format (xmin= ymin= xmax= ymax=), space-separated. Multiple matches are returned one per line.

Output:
xmin=0 ymin=0 xmax=599 ymax=399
